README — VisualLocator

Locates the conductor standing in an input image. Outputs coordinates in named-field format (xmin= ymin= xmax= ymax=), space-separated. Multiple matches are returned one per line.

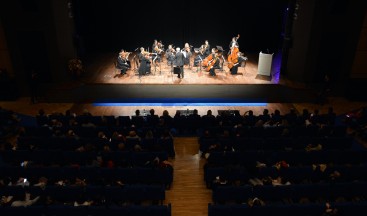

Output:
xmin=175 ymin=47 xmax=184 ymax=78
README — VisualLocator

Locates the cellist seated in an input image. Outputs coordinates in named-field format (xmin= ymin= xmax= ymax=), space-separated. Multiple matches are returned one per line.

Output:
xmin=204 ymin=48 xmax=220 ymax=77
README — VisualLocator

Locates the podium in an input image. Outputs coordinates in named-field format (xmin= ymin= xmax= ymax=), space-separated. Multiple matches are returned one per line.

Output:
xmin=257 ymin=52 xmax=273 ymax=76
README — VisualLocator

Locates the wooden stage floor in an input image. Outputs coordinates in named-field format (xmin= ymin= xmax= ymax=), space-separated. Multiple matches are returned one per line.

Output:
xmin=82 ymin=52 xmax=281 ymax=85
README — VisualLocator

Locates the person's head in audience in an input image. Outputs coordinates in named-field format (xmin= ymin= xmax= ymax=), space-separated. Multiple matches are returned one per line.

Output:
xmin=127 ymin=130 xmax=138 ymax=138
xmin=248 ymin=197 xmax=265 ymax=207
xmin=207 ymin=110 xmax=212 ymax=116
xmin=329 ymin=170 xmax=341 ymax=182
xmin=234 ymin=110 xmax=240 ymax=116
xmin=66 ymin=129 xmax=76 ymax=138
xmin=174 ymin=110 xmax=181 ymax=117
xmin=117 ymin=143 xmax=125 ymax=151
xmin=145 ymin=130 xmax=154 ymax=139
xmin=323 ymin=202 xmax=339 ymax=216
xmin=98 ymin=131 xmax=107 ymax=139
xmin=103 ymin=144 xmax=111 ymax=152
xmin=112 ymin=131 xmax=125 ymax=141
xmin=162 ymin=110 xmax=169 ymax=117
xmin=244 ymin=110 xmax=253 ymax=116
xmin=133 ymin=144 xmax=142 ymax=152
xmin=254 ymin=120 xmax=264 ymax=127
xmin=74 ymin=177 xmax=86 ymax=187
xmin=135 ymin=109 xmax=140 ymax=116
xmin=150 ymin=109 xmax=155 ymax=116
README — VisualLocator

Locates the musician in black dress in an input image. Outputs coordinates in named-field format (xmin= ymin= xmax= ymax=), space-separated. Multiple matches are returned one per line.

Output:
xmin=152 ymin=39 xmax=158 ymax=51
xmin=203 ymin=40 xmax=211 ymax=58
xmin=117 ymin=50 xmax=131 ymax=76
xmin=138 ymin=47 xmax=151 ymax=76
xmin=174 ymin=47 xmax=184 ymax=78
xmin=152 ymin=40 xmax=164 ymax=72
xmin=183 ymin=43 xmax=192 ymax=69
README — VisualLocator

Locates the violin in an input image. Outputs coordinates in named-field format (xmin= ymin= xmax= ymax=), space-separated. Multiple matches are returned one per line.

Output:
xmin=154 ymin=46 xmax=164 ymax=54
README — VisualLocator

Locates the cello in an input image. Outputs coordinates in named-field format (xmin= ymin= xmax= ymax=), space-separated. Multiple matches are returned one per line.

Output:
xmin=202 ymin=53 xmax=212 ymax=67
xmin=206 ymin=53 xmax=220 ymax=72
xmin=227 ymin=34 xmax=240 ymax=70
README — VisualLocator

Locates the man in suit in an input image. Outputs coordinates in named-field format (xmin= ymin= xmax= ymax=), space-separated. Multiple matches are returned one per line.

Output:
xmin=116 ymin=50 xmax=130 ymax=76
xmin=175 ymin=47 xmax=184 ymax=78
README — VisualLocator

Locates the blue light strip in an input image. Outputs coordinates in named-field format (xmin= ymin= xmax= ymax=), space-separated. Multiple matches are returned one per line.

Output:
xmin=93 ymin=103 xmax=267 ymax=106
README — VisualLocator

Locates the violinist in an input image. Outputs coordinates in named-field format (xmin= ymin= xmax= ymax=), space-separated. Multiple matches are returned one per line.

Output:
xmin=152 ymin=40 xmax=164 ymax=72
xmin=194 ymin=45 xmax=205 ymax=67
xmin=183 ymin=43 xmax=192 ymax=68
xmin=165 ymin=45 xmax=175 ymax=67
xmin=138 ymin=47 xmax=151 ymax=76
xmin=116 ymin=49 xmax=131 ymax=76
xmin=203 ymin=40 xmax=211 ymax=58
xmin=152 ymin=39 xmax=158 ymax=52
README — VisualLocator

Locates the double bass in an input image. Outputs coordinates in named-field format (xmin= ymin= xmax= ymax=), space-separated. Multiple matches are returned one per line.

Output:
xmin=227 ymin=34 xmax=240 ymax=70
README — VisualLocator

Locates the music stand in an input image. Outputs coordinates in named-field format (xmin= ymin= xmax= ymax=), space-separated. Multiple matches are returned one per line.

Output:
xmin=194 ymin=48 xmax=204 ymax=72
xmin=216 ymin=46 xmax=224 ymax=52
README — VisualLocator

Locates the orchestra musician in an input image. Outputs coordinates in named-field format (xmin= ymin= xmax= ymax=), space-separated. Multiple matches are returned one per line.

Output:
xmin=165 ymin=44 xmax=175 ymax=67
xmin=152 ymin=40 xmax=164 ymax=72
xmin=138 ymin=47 xmax=151 ymax=76
xmin=194 ymin=45 xmax=205 ymax=68
xmin=182 ymin=43 xmax=192 ymax=69
xmin=204 ymin=48 xmax=220 ymax=76
xmin=229 ymin=52 xmax=247 ymax=75
xmin=152 ymin=39 xmax=158 ymax=52
xmin=116 ymin=49 xmax=131 ymax=76
xmin=203 ymin=40 xmax=211 ymax=58
xmin=229 ymin=34 xmax=240 ymax=50
xmin=174 ymin=47 xmax=184 ymax=78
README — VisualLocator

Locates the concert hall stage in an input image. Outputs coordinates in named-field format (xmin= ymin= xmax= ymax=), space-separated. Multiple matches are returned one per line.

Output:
xmin=82 ymin=52 xmax=281 ymax=85
xmin=44 ymin=52 xmax=316 ymax=104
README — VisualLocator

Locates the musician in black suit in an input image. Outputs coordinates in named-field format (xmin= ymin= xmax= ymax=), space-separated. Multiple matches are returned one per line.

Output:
xmin=117 ymin=50 xmax=131 ymax=75
xmin=165 ymin=45 xmax=175 ymax=66
xmin=174 ymin=47 xmax=184 ymax=78
xmin=230 ymin=52 xmax=247 ymax=75
xmin=138 ymin=47 xmax=151 ymax=76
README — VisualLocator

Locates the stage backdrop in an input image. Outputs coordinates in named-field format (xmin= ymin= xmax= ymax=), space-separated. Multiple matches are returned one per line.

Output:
xmin=73 ymin=0 xmax=287 ymax=55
